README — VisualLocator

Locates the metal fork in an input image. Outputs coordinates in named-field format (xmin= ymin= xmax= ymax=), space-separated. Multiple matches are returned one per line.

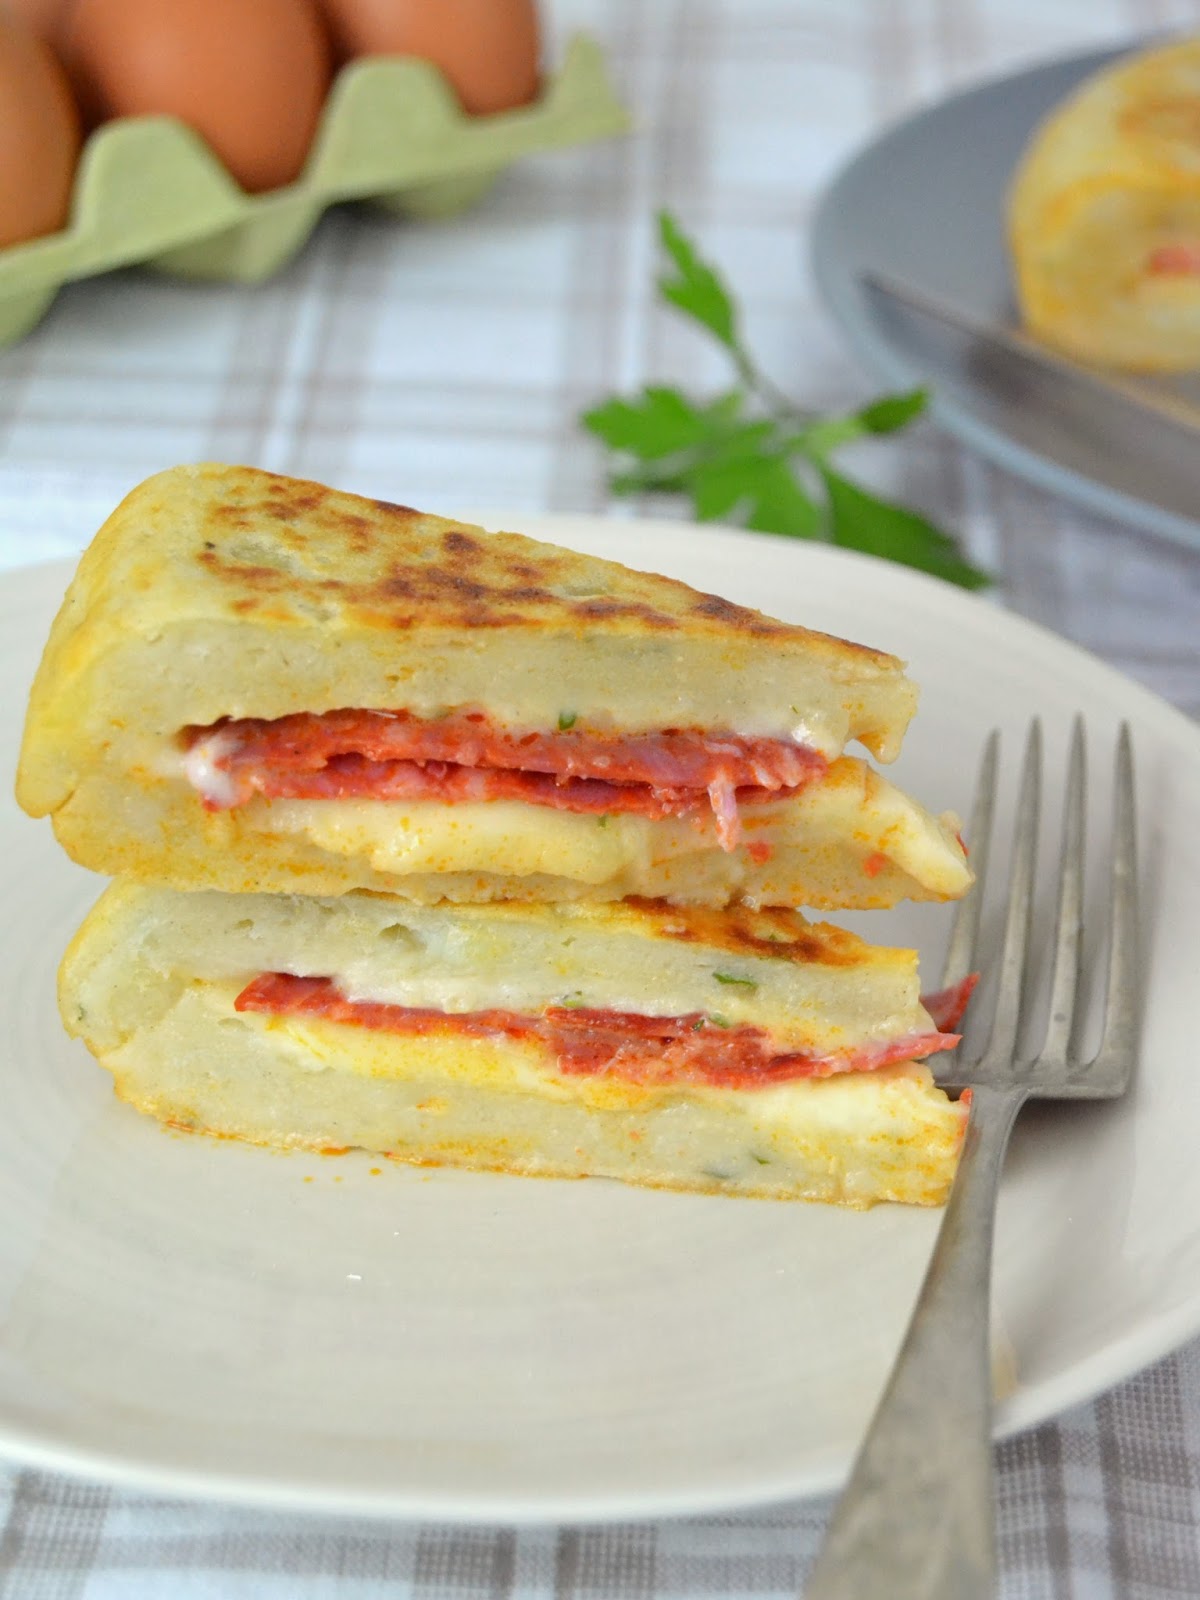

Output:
xmin=805 ymin=718 xmax=1140 ymax=1600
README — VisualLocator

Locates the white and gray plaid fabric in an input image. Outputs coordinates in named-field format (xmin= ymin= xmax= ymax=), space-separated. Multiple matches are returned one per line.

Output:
xmin=0 ymin=1 xmax=1198 ymax=1594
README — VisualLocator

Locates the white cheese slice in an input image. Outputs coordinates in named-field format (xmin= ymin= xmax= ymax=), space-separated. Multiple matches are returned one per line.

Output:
xmin=257 ymin=756 xmax=970 ymax=908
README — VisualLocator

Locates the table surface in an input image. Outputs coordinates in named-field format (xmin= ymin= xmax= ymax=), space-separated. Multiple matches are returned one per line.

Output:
xmin=1 ymin=1 xmax=1198 ymax=1596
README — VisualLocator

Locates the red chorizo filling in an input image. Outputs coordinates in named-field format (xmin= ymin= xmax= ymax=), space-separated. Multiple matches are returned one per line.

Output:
xmin=182 ymin=709 xmax=828 ymax=850
xmin=1146 ymin=242 xmax=1200 ymax=275
xmin=234 ymin=972 xmax=962 ymax=1090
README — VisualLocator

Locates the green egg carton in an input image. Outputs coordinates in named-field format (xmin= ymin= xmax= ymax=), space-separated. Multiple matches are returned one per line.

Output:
xmin=0 ymin=33 xmax=627 ymax=347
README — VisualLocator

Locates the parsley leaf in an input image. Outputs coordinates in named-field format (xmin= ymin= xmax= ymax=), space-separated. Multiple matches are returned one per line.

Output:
xmin=821 ymin=467 xmax=991 ymax=590
xmin=582 ymin=386 xmax=723 ymax=460
xmin=797 ymin=389 xmax=930 ymax=456
xmin=581 ymin=214 xmax=990 ymax=590
xmin=741 ymin=458 xmax=823 ymax=538
xmin=856 ymin=387 xmax=930 ymax=434
xmin=657 ymin=211 xmax=738 ymax=350
xmin=714 ymin=972 xmax=758 ymax=989
xmin=691 ymin=452 xmax=820 ymax=538
xmin=557 ymin=710 xmax=577 ymax=730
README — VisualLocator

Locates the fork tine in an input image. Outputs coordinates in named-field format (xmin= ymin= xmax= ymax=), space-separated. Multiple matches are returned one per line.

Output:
xmin=1041 ymin=717 xmax=1086 ymax=1066
xmin=1092 ymin=723 xmax=1139 ymax=1075
xmin=939 ymin=728 xmax=1000 ymax=990
xmin=981 ymin=719 xmax=1042 ymax=1066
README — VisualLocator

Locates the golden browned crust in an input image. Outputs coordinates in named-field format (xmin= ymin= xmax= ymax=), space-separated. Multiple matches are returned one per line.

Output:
xmin=185 ymin=466 xmax=892 ymax=646
xmin=624 ymin=900 xmax=878 ymax=966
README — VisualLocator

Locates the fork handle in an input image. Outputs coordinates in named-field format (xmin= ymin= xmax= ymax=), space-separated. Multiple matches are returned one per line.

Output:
xmin=804 ymin=1083 xmax=1027 ymax=1600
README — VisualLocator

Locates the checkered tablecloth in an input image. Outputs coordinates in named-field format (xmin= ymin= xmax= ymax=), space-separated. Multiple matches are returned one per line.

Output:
xmin=1 ymin=1 xmax=1199 ymax=1595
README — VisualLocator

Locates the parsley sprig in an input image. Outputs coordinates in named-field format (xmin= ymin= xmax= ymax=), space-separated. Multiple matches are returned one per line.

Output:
xmin=582 ymin=213 xmax=989 ymax=590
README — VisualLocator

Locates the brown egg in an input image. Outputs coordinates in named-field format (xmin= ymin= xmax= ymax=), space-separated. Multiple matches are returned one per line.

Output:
xmin=1 ymin=0 xmax=72 ymax=43
xmin=321 ymin=0 xmax=540 ymax=114
xmin=63 ymin=0 xmax=332 ymax=192
xmin=0 ymin=12 xmax=80 ymax=247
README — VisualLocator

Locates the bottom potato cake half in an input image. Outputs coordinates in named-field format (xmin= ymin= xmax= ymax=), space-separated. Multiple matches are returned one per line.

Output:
xmin=59 ymin=883 xmax=968 ymax=1207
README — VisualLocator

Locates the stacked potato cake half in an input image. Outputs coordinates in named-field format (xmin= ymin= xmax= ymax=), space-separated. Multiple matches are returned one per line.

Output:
xmin=18 ymin=463 xmax=973 ymax=1205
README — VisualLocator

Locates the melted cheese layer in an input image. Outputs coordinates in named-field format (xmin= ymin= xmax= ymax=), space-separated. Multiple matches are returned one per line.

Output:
xmin=259 ymin=755 xmax=970 ymax=907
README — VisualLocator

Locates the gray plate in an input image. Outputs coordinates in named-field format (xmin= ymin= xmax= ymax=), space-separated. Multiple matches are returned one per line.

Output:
xmin=811 ymin=41 xmax=1200 ymax=555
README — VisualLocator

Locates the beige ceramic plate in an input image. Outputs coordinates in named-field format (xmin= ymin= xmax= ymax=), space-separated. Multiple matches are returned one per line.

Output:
xmin=0 ymin=514 xmax=1197 ymax=1520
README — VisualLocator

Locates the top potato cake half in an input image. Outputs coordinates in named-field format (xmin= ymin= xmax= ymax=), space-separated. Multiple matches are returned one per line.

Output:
xmin=17 ymin=464 xmax=969 ymax=908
